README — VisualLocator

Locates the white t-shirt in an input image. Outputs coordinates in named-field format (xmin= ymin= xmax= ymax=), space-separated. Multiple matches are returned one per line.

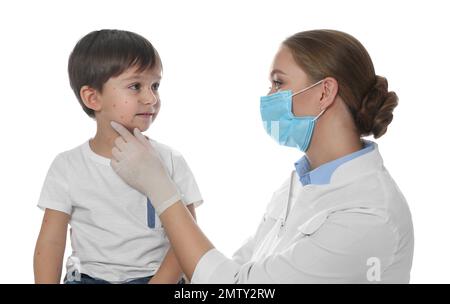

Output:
xmin=37 ymin=139 xmax=203 ymax=283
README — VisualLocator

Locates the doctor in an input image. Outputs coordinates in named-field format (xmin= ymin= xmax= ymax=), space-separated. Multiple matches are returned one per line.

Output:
xmin=109 ymin=29 xmax=414 ymax=283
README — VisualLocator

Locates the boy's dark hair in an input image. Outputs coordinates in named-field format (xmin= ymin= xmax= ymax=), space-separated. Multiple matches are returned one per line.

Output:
xmin=68 ymin=29 xmax=162 ymax=118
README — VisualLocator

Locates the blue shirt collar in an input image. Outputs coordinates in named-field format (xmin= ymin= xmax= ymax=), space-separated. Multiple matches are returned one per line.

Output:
xmin=294 ymin=140 xmax=375 ymax=186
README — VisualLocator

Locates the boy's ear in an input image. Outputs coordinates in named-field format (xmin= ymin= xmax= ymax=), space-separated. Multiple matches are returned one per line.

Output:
xmin=80 ymin=85 xmax=102 ymax=112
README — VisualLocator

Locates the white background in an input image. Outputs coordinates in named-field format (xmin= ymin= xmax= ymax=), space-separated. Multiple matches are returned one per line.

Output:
xmin=0 ymin=0 xmax=448 ymax=283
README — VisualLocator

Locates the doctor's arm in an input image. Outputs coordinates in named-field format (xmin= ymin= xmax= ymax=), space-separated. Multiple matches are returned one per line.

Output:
xmin=190 ymin=212 xmax=397 ymax=283
xmin=157 ymin=201 xmax=214 ymax=281
xmin=155 ymin=202 xmax=398 ymax=283
xmin=149 ymin=204 xmax=197 ymax=284
xmin=109 ymin=122 xmax=215 ymax=281
xmin=109 ymin=122 xmax=397 ymax=283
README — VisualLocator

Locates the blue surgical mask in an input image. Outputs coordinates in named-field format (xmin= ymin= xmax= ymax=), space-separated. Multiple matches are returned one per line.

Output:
xmin=260 ymin=80 xmax=325 ymax=152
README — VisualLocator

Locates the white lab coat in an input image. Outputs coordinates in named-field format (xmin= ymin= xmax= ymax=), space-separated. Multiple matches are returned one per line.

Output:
xmin=191 ymin=142 xmax=414 ymax=283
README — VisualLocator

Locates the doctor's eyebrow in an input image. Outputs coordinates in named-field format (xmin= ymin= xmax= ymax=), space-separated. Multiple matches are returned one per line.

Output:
xmin=270 ymin=69 xmax=287 ymax=77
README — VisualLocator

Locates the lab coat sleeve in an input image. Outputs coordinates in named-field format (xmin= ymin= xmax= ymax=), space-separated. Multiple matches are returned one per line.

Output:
xmin=191 ymin=211 xmax=398 ymax=283
xmin=231 ymin=235 xmax=256 ymax=266
xmin=231 ymin=211 xmax=278 ymax=266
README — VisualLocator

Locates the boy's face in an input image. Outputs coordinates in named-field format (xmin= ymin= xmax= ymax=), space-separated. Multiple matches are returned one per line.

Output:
xmin=95 ymin=65 xmax=162 ymax=132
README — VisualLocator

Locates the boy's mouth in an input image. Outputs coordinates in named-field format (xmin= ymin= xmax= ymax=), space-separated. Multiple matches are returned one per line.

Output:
xmin=136 ymin=112 xmax=154 ymax=117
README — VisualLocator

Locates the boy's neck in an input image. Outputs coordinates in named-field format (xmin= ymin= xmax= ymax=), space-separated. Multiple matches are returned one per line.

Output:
xmin=89 ymin=124 xmax=121 ymax=160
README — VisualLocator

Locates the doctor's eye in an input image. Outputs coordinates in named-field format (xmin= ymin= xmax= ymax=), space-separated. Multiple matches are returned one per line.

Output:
xmin=272 ymin=80 xmax=283 ymax=90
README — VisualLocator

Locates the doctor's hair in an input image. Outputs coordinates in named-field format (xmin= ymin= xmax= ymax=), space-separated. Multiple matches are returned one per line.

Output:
xmin=283 ymin=30 xmax=398 ymax=139
xmin=68 ymin=29 xmax=162 ymax=118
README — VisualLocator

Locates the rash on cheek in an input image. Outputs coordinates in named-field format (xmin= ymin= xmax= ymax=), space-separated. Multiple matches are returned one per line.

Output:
xmin=110 ymin=97 xmax=134 ymax=127
xmin=120 ymin=100 xmax=130 ymax=121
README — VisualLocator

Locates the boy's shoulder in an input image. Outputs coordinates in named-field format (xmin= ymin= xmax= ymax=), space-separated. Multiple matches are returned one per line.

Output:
xmin=147 ymin=138 xmax=191 ymax=175
xmin=50 ymin=141 xmax=89 ymax=167
xmin=148 ymin=138 xmax=183 ymax=160
xmin=55 ymin=141 xmax=86 ymax=158
xmin=51 ymin=139 xmax=187 ymax=169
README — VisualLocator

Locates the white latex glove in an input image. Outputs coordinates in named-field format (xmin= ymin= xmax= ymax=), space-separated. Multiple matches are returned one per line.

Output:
xmin=110 ymin=121 xmax=181 ymax=215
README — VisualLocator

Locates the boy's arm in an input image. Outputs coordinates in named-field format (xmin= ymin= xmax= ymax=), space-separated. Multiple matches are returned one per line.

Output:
xmin=34 ymin=209 xmax=70 ymax=284
xmin=148 ymin=203 xmax=197 ymax=284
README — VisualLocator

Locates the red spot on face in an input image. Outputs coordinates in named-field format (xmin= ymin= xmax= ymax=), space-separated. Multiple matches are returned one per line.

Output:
xmin=112 ymin=104 xmax=116 ymax=108
xmin=120 ymin=115 xmax=124 ymax=119
xmin=124 ymin=100 xmax=128 ymax=104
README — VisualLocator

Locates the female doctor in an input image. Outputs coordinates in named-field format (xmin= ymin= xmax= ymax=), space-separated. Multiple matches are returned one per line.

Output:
xmin=110 ymin=29 xmax=414 ymax=283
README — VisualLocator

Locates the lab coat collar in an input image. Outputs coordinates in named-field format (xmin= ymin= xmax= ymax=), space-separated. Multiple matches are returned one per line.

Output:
xmin=284 ymin=141 xmax=385 ymax=236
xmin=294 ymin=140 xmax=376 ymax=186
xmin=329 ymin=140 xmax=383 ymax=185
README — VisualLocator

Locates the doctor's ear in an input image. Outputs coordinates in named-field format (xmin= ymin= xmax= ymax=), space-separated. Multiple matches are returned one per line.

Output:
xmin=80 ymin=85 xmax=102 ymax=112
xmin=319 ymin=77 xmax=339 ymax=109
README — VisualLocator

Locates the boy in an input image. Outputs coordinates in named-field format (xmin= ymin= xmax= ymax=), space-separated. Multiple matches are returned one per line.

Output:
xmin=33 ymin=29 xmax=202 ymax=284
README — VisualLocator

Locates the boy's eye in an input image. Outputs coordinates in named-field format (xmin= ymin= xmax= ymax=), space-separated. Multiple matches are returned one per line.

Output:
xmin=128 ymin=82 xmax=160 ymax=91
xmin=152 ymin=82 xmax=160 ymax=91
xmin=128 ymin=83 xmax=141 ymax=91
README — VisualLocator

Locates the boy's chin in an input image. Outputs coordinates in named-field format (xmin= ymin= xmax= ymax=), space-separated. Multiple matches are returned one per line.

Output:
xmin=124 ymin=123 xmax=150 ymax=133
xmin=107 ymin=118 xmax=151 ymax=133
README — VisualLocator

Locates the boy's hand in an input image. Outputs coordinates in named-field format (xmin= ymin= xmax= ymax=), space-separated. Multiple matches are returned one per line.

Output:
xmin=110 ymin=121 xmax=181 ymax=215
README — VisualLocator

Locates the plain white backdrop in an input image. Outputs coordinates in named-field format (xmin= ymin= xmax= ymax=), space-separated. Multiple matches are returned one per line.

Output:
xmin=0 ymin=0 xmax=449 ymax=283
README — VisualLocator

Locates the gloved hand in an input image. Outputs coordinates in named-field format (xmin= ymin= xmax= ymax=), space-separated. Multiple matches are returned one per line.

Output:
xmin=110 ymin=121 xmax=181 ymax=215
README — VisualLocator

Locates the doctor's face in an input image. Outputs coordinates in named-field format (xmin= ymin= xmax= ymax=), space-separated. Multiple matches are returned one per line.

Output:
xmin=268 ymin=46 xmax=323 ymax=117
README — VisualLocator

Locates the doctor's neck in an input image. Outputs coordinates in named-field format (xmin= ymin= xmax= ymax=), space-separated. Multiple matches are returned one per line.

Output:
xmin=305 ymin=104 xmax=363 ymax=171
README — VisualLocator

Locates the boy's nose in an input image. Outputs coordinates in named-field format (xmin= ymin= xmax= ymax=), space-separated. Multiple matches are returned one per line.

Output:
xmin=140 ymin=88 xmax=158 ymax=105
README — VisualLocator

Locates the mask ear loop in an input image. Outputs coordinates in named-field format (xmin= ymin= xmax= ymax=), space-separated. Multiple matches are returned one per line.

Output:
xmin=291 ymin=79 xmax=327 ymax=120
xmin=292 ymin=79 xmax=324 ymax=97
xmin=312 ymin=108 xmax=326 ymax=121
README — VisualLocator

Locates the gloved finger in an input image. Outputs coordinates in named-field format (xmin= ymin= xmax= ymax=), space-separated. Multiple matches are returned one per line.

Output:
xmin=112 ymin=147 xmax=123 ymax=161
xmin=133 ymin=128 xmax=152 ymax=149
xmin=110 ymin=158 xmax=120 ymax=172
xmin=110 ymin=121 xmax=136 ymax=143
xmin=114 ymin=137 xmax=127 ymax=152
